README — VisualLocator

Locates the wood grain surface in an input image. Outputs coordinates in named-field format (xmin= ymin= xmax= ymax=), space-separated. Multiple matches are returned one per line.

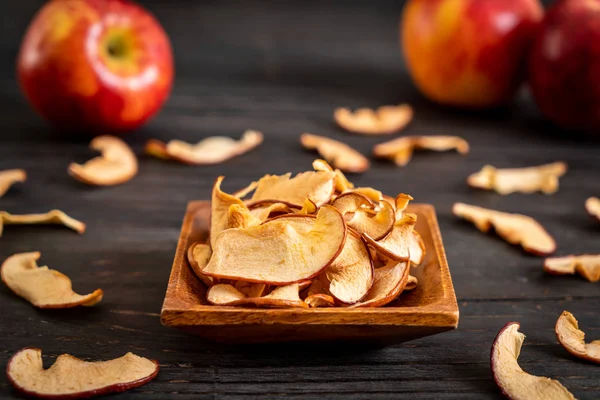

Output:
xmin=0 ymin=0 xmax=598 ymax=398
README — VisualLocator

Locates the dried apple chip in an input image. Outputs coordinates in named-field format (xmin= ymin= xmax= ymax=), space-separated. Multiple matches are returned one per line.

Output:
xmin=544 ymin=255 xmax=600 ymax=283
xmin=467 ymin=162 xmax=567 ymax=195
xmin=325 ymin=229 xmax=374 ymax=304
xmin=363 ymin=213 xmax=418 ymax=263
xmin=312 ymin=159 xmax=354 ymax=192
xmin=203 ymin=206 xmax=346 ymax=285
xmin=305 ymin=293 xmax=335 ymax=308
xmin=144 ymin=139 xmax=170 ymax=160
xmin=351 ymin=260 xmax=410 ymax=308
xmin=405 ymin=275 xmax=418 ymax=291
xmin=234 ymin=281 xmax=268 ymax=298
xmin=248 ymin=202 xmax=294 ymax=221
xmin=250 ymin=170 xmax=335 ymax=207
xmin=68 ymin=136 xmax=138 ymax=186
xmin=1 ymin=252 xmax=103 ymax=308
xmin=0 ymin=210 xmax=85 ymax=237
xmin=6 ymin=348 xmax=158 ymax=399
xmin=207 ymin=283 xmax=308 ymax=308
xmin=187 ymin=242 xmax=214 ymax=287
xmin=206 ymin=283 xmax=246 ymax=305
xmin=227 ymin=204 xmax=261 ymax=229
xmin=586 ymin=197 xmax=600 ymax=222
xmin=334 ymin=104 xmax=413 ymax=135
xmin=491 ymin=322 xmax=576 ymax=400
xmin=300 ymin=133 xmax=369 ymax=173
xmin=373 ymin=135 xmax=469 ymax=167
xmin=453 ymin=203 xmax=555 ymax=256
xmin=0 ymin=169 xmax=26 ymax=198
xmin=555 ymin=311 xmax=600 ymax=364
xmin=210 ymin=176 xmax=247 ymax=249
xmin=332 ymin=193 xmax=395 ymax=241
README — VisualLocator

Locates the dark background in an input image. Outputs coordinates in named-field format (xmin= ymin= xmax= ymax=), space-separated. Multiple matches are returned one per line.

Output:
xmin=1 ymin=1 xmax=598 ymax=399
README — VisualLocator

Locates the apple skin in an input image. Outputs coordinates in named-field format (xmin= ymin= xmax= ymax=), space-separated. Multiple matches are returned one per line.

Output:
xmin=17 ymin=0 xmax=173 ymax=134
xmin=529 ymin=0 xmax=600 ymax=131
xmin=401 ymin=0 xmax=543 ymax=108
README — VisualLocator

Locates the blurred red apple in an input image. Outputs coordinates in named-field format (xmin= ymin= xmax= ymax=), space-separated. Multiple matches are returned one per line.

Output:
xmin=402 ymin=0 xmax=543 ymax=108
xmin=18 ymin=0 xmax=173 ymax=134
xmin=529 ymin=0 xmax=600 ymax=131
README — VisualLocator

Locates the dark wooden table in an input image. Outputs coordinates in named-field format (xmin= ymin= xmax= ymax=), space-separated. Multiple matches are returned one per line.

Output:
xmin=1 ymin=1 xmax=598 ymax=399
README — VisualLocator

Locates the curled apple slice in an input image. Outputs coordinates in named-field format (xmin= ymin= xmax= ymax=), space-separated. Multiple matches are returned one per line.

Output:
xmin=0 ymin=210 xmax=85 ymax=237
xmin=233 ymin=180 xmax=259 ymax=199
xmin=586 ymin=197 xmax=600 ymax=222
xmin=249 ymin=202 xmax=294 ymax=221
xmin=300 ymin=133 xmax=369 ymax=173
xmin=210 ymin=176 xmax=247 ymax=249
xmin=405 ymin=275 xmax=418 ymax=291
xmin=344 ymin=187 xmax=384 ymax=203
xmin=453 ymin=203 xmax=555 ymax=256
xmin=7 ymin=348 xmax=158 ymax=399
xmin=144 ymin=139 xmax=170 ymax=160
xmin=227 ymin=204 xmax=261 ymax=229
xmin=206 ymin=283 xmax=246 ymax=305
xmin=467 ymin=162 xmax=567 ymax=195
xmin=297 ymin=198 xmax=318 ymax=214
xmin=187 ymin=242 xmax=214 ymax=287
xmin=207 ymin=283 xmax=308 ymax=308
xmin=250 ymin=170 xmax=335 ymax=207
xmin=332 ymin=193 xmax=395 ymax=241
xmin=325 ymin=229 xmax=374 ymax=304
xmin=203 ymin=206 xmax=346 ymax=285
xmin=312 ymin=159 xmax=354 ymax=192
xmin=1 ymin=252 xmax=102 ymax=308
xmin=362 ymin=213 xmax=418 ymax=262
xmin=305 ymin=293 xmax=335 ymax=308
xmin=544 ymin=255 xmax=600 ymax=283
xmin=0 ymin=169 xmax=26 ymax=198
xmin=234 ymin=281 xmax=268 ymax=298
xmin=334 ymin=104 xmax=413 ymax=135
xmin=69 ymin=136 xmax=138 ymax=186
xmin=351 ymin=260 xmax=410 ymax=308
xmin=555 ymin=311 xmax=600 ymax=364
xmin=373 ymin=135 xmax=469 ymax=167
xmin=491 ymin=322 xmax=576 ymax=400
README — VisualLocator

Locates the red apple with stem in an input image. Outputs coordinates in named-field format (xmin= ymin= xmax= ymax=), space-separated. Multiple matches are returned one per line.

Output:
xmin=529 ymin=0 xmax=600 ymax=131
xmin=18 ymin=0 xmax=174 ymax=135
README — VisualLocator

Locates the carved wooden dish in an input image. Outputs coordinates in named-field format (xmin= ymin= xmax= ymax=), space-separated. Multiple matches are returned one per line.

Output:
xmin=161 ymin=201 xmax=459 ymax=344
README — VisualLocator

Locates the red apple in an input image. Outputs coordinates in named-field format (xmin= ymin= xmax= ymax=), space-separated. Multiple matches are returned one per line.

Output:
xmin=401 ymin=0 xmax=543 ymax=108
xmin=17 ymin=0 xmax=173 ymax=134
xmin=529 ymin=0 xmax=600 ymax=131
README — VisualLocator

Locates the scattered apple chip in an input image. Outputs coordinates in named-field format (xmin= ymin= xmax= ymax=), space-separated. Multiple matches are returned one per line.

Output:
xmin=146 ymin=130 xmax=263 ymax=165
xmin=586 ymin=197 xmax=600 ymax=222
xmin=373 ymin=135 xmax=469 ymax=167
xmin=332 ymin=193 xmax=395 ymax=241
xmin=453 ymin=203 xmax=555 ymax=256
xmin=325 ymin=229 xmax=374 ymax=304
xmin=312 ymin=159 xmax=354 ymax=192
xmin=249 ymin=170 xmax=335 ymax=207
xmin=491 ymin=322 xmax=576 ymax=400
xmin=305 ymin=293 xmax=335 ymax=308
xmin=351 ymin=260 xmax=410 ymax=308
xmin=68 ymin=136 xmax=138 ymax=186
xmin=207 ymin=283 xmax=308 ymax=308
xmin=300 ymin=133 xmax=369 ymax=173
xmin=210 ymin=176 xmax=247 ymax=249
xmin=0 ymin=210 xmax=85 ymax=237
xmin=334 ymin=104 xmax=413 ymax=135
xmin=187 ymin=242 xmax=214 ymax=287
xmin=203 ymin=206 xmax=346 ymax=285
xmin=467 ymin=162 xmax=567 ymax=195
xmin=1 ymin=252 xmax=103 ymax=308
xmin=555 ymin=311 xmax=600 ymax=364
xmin=6 ymin=348 xmax=158 ymax=399
xmin=544 ymin=255 xmax=600 ymax=283
xmin=0 ymin=169 xmax=26 ymax=198
xmin=363 ymin=213 xmax=418 ymax=263
xmin=405 ymin=275 xmax=418 ymax=291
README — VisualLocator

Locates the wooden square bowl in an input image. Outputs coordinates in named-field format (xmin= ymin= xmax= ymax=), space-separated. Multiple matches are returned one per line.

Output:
xmin=161 ymin=201 xmax=459 ymax=344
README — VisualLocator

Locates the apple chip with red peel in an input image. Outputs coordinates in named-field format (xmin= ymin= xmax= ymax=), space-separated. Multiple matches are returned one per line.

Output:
xmin=325 ymin=229 xmax=374 ymax=304
xmin=1 ymin=252 xmax=103 ymax=309
xmin=312 ymin=159 xmax=354 ymax=193
xmin=144 ymin=139 xmax=170 ymax=160
xmin=250 ymin=170 xmax=335 ymax=207
xmin=234 ymin=281 xmax=268 ymax=298
xmin=491 ymin=322 xmax=576 ymax=400
xmin=0 ymin=210 xmax=85 ymax=237
xmin=203 ymin=206 xmax=346 ymax=285
xmin=332 ymin=193 xmax=395 ymax=241
xmin=586 ymin=197 xmax=600 ymax=222
xmin=69 ymin=136 xmax=138 ymax=186
xmin=6 ymin=348 xmax=158 ymax=399
xmin=154 ymin=130 xmax=263 ymax=165
xmin=351 ymin=260 xmax=410 ymax=308
xmin=405 ymin=275 xmax=418 ymax=291
xmin=344 ymin=187 xmax=383 ymax=203
xmin=467 ymin=162 xmax=567 ymax=195
xmin=300 ymin=133 xmax=369 ymax=173
xmin=453 ymin=203 xmax=555 ymax=256
xmin=373 ymin=135 xmax=469 ymax=167
xmin=555 ymin=311 xmax=600 ymax=364
xmin=363 ymin=213 xmax=418 ymax=262
xmin=0 ymin=169 xmax=26 ymax=198
xmin=544 ymin=255 xmax=600 ymax=283
xmin=305 ymin=293 xmax=335 ymax=308
xmin=210 ymin=176 xmax=247 ymax=249
xmin=187 ymin=243 xmax=214 ymax=287
xmin=334 ymin=104 xmax=413 ymax=135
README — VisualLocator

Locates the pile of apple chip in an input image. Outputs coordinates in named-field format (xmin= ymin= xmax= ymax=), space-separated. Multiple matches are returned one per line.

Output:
xmin=189 ymin=159 xmax=425 ymax=308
